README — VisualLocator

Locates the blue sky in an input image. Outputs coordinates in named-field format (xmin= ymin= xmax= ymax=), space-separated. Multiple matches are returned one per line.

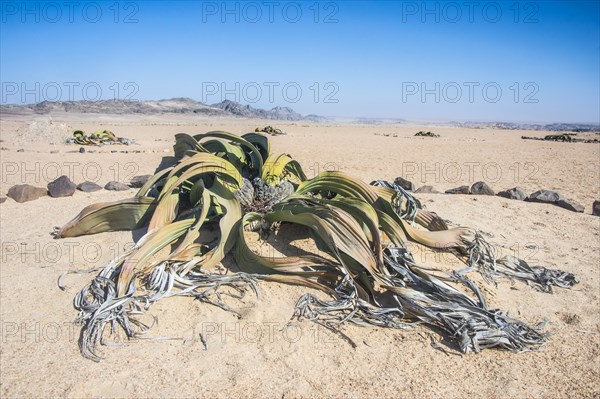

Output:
xmin=1 ymin=0 xmax=599 ymax=123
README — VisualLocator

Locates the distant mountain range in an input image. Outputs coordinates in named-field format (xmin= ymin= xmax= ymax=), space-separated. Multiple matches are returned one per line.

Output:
xmin=0 ymin=98 xmax=322 ymax=121
xmin=1 ymin=98 xmax=597 ymax=132
xmin=446 ymin=121 xmax=600 ymax=133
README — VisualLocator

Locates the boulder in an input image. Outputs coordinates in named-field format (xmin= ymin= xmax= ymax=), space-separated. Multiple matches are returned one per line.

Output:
xmin=0 ymin=197 xmax=7 ymax=204
xmin=497 ymin=187 xmax=527 ymax=200
xmin=6 ymin=184 xmax=47 ymax=203
xmin=47 ymin=175 xmax=76 ymax=198
xmin=104 ymin=181 xmax=130 ymax=191
xmin=593 ymin=200 xmax=600 ymax=216
xmin=556 ymin=199 xmax=584 ymax=213
xmin=393 ymin=176 xmax=415 ymax=191
xmin=470 ymin=181 xmax=495 ymax=196
xmin=414 ymin=185 xmax=440 ymax=194
xmin=79 ymin=147 xmax=86 ymax=153
xmin=445 ymin=185 xmax=470 ymax=194
xmin=77 ymin=181 xmax=103 ymax=192
xmin=129 ymin=175 xmax=152 ymax=188
xmin=526 ymin=190 xmax=563 ymax=204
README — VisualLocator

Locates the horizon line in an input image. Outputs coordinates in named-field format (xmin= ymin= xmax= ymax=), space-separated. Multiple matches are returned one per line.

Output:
xmin=1 ymin=97 xmax=599 ymax=126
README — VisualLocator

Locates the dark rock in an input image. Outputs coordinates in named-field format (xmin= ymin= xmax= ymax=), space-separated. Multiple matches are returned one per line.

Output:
xmin=526 ymin=190 xmax=563 ymax=204
xmin=79 ymin=147 xmax=86 ymax=153
xmin=104 ymin=181 xmax=130 ymax=191
xmin=556 ymin=199 xmax=584 ymax=213
xmin=6 ymin=184 xmax=47 ymax=203
xmin=16 ymin=149 xmax=24 ymax=152
xmin=129 ymin=175 xmax=152 ymax=188
xmin=497 ymin=187 xmax=527 ymax=200
xmin=445 ymin=185 xmax=470 ymax=194
xmin=50 ymin=150 xmax=59 ymax=154
xmin=470 ymin=181 xmax=495 ymax=196
xmin=0 ymin=197 xmax=7 ymax=204
xmin=47 ymin=175 xmax=77 ymax=198
xmin=393 ymin=176 xmax=415 ymax=191
xmin=414 ymin=185 xmax=440 ymax=194
xmin=77 ymin=181 xmax=102 ymax=192
xmin=593 ymin=200 xmax=600 ymax=216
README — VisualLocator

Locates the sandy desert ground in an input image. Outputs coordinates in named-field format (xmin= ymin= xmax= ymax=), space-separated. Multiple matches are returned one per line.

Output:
xmin=0 ymin=113 xmax=599 ymax=398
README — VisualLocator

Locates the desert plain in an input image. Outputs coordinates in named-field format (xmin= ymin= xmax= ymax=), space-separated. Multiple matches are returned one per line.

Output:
xmin=0 ymin=112 xmax=598 ymax=398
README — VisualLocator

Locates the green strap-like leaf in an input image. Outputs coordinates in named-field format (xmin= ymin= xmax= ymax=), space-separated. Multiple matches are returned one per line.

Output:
xmin=262 ymin=153 xmax=308 ymax=185
xmin=194 ymin=131 xmax=264 ymax=175
xmin=56 ymin=197 xmax=156 ymax=238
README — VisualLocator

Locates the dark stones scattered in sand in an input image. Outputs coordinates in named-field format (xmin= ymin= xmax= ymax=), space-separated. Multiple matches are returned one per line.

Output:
xmin=77 ymin=181 xmax=103 ymax=192
xmin=497 ymin=187 xmax=527 ymax=200
xmin=470 ymin=181 xmax=495 ymax=196
xmin=445 ymin=185 xmax=470 ymax=194
xmin=7 ymin=184 xmax=47 ymax=203
xmin=526 ymin=190 xmax=563 ymax=204
xmin=47 ymin=176 xmax=77 ymax=198
xmin=592 ymin=200 xmax=600 ymax=216
xmin=415 ymin=185 xmax=440 ymax=194
xmin=393 ymin=176 xmax=415 ymax=191
xmin=555 ymin=199 xmax=584 ymax=213
xmin=129 ymin=175 xmax=152 ymax=188
xmin=104 ymin=181 xmax=130 ymax=191
xmin=525 ymin=189 xmax=585 ymax=213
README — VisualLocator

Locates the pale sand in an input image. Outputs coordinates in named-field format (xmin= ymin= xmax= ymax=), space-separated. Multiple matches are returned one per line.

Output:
xmin=0 ymin=113 xmax=598 ymax=398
